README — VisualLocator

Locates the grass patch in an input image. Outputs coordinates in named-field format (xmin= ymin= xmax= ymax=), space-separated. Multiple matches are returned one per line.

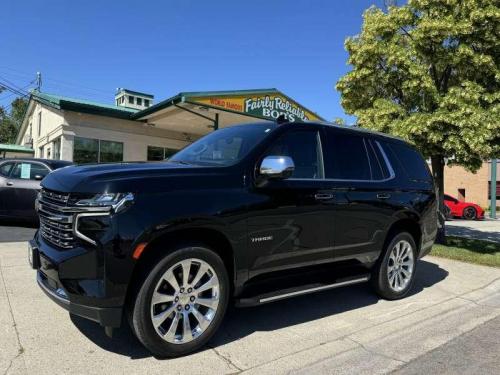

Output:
xmin=431 ymin=236 xmax=500 ymax=267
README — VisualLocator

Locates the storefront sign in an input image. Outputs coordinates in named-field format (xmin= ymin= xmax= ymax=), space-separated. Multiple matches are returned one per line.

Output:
xmin=189 ymin=93 xmax=320 ymax=122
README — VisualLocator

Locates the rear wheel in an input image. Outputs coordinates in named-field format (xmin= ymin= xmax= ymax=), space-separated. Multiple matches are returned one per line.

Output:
xmin=371 ymin=232 xmax=417 ymax=300
xmin=130 ymin=245 xmax=229 ymax=357
xmin=462 ymin=206 xmax=477 ymax=220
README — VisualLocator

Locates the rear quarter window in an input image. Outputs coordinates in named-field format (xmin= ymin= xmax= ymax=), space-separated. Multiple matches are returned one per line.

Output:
xmin=385 ymin=142 xmax=431 ymax=182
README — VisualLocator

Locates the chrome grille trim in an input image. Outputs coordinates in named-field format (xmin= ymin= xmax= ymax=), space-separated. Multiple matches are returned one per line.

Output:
xmin=40 ymin=189 xmax=70 ymax=205
xmin=37 ymin=188 xmax=110 ymax=249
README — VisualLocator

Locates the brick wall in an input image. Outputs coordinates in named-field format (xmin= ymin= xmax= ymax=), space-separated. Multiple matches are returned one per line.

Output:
xmin=444 ymin=162 xmax=489 ymax=208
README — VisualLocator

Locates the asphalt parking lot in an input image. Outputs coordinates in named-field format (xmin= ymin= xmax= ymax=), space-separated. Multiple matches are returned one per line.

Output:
xmin=1 ymin=236 xmax=499 ymax=375
xmin=0 ymin=220 xmax=36 ymax=243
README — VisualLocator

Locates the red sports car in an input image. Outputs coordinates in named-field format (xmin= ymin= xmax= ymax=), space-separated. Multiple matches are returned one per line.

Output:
xmin=444 ymin=194 xmax=485 ymax=220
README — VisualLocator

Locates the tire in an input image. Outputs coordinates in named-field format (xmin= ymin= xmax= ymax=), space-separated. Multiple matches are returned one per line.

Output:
xmin=462 ymin=206 xmax=477 ymax=220
xmin=129 ymin=244 xmax=229 ymax=358
xmin=371 ymin=232 xmax=418 ymax=300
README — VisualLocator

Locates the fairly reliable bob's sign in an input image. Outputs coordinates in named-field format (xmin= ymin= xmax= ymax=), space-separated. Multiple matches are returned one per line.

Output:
xmin=187 ymin=90 xmax=322 ymax=122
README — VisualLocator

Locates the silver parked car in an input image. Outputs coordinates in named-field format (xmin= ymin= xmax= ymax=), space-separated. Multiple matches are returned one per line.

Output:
xmin=0 ymin=158 xmax=72 ymax=221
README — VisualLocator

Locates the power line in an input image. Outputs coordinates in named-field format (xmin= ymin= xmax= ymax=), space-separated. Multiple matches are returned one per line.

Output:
xmin=0 ymin=79 xmax=30 ymax=98
xmin=0 ymin=76 xmax=30 ymax=97
xmin=0 ymin=66 xmax=111 ymax=95
xmin=0 ymin=81 xmax=36 ymax=101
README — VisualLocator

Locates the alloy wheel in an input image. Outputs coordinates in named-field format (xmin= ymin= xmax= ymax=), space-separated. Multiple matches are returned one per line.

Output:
xmin=463 ymin=207 xmax=477 ymax=220
xmin=150 ymin=258 xmax=220 ymax=344
xmin=387 ymin=240 xmax=414 ymax=292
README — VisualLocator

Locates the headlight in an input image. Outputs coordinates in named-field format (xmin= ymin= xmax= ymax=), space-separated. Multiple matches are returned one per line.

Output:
xmin=75 ymin=192 xmax=134 ymax=213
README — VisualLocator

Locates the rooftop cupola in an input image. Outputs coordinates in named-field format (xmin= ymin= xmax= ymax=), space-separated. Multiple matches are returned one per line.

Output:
xmin=115 ymin=88 xmax=154 ymax=110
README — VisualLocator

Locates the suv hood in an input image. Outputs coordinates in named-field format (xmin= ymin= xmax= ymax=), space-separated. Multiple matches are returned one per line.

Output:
xmin=41 ymin=161 xmax=229 ymax=193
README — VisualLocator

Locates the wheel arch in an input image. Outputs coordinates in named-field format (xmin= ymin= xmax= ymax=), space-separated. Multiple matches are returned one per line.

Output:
xmin=125 ymin=227 xmax=236 ymax=309
xmin=383 ymin=218 xmax=422 ymax=255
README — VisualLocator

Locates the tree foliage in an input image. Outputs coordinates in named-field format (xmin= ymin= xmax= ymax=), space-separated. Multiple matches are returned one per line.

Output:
xmin=0 ymin=97 xmax=28 ymax=144
xmin=336 ymin=0 xmax=500 ymax=170
xmin=332 ymin=117 xmax=346 ymax=125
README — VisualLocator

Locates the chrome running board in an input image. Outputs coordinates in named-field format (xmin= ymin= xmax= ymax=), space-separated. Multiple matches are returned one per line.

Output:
xmin=236 ymin=275 xmax=370 ymax=307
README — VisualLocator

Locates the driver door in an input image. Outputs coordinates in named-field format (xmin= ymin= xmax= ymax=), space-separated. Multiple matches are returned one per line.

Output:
xmin=246 ymin=127 xmax=334 ymax=278
xmin=3 ymin=161 xmax=50 ymax=219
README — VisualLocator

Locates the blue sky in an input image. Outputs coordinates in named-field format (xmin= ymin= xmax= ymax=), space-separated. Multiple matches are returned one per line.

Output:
xmin=1 ymin=0 xmax=383 ymax=122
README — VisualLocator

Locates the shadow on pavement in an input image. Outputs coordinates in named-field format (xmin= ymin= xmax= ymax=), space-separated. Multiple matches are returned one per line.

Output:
xmin=446 ymin=225 xmax=500 ymax=243
xmin=0 ymin=217 xmax=38 ymax=227
xmin=70 ymin=259 xmax=448 ymax=360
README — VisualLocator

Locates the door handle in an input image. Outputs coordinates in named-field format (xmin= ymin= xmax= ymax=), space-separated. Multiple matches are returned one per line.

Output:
xmin=6 ymin=181 xmax=13 ymax=186
xmin=314 ymin=193 xmax=334 ymax=201
xmin=377 ymin=193 xmax=391 ymax=200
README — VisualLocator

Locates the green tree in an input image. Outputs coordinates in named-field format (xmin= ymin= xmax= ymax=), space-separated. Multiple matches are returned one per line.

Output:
xmin=332 ymin=117 xmax=346 ymax=126
xmin=0 ymin=97 xmax=28 ymax=144
xmin=336 ymin=0 xmax=499 ymax=242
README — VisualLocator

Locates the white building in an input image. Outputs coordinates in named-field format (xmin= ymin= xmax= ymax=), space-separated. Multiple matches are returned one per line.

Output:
xmin=16 ymin=88 xmax=323 ymax=163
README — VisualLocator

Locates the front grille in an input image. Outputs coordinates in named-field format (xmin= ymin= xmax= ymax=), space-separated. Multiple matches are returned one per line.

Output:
xmin=38 ymin=189 xmax=75 ymax=249
xmin=40 ymin=189 xmax=70 ymax=205
xmin=37 ymin=188 xmax=111 ymax=249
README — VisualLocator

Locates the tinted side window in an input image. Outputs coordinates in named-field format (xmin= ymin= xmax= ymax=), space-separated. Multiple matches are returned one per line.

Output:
xmin=0 ymin=162 xmax=15 ymax=177
xmin=387 ymin=142 xmax=431 ymax=181
xmin=265 ymin=130 xmax=324 ymax=179
xmin=324 ymin=130 xmax=371 ymax=180
xmin=444 ymin=194 xmax=458 ymax=203
xmin=11 ymin=163 xmax=50 ymax=180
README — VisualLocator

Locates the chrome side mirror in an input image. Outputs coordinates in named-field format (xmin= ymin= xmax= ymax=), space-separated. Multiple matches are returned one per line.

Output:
xmin=259 ymin=156 xmax=295 ymax=179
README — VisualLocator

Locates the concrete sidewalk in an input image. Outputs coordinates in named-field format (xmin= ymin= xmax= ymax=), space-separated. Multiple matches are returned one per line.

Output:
xmin=0 ymin=241 xmax=499 ymax=375
xmin=446 ymin=218 xmax=500 ymax=242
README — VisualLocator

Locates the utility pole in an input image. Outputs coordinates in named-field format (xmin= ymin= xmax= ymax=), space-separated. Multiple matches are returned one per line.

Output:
xmin=491 ymin=159 xmax=497 ymax=219
xmin=36 ymin=72 xmax=42 ymax=91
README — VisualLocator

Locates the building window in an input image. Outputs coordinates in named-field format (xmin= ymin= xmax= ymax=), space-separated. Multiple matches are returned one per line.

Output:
xmin=37 ymin=112 xmax=42 ymax=136
xmin=39 ymin=146 xmax=44 ymax=158
xmin=100 ymin=140 xmax=123 ymax=162
xmin=144 ymin=99 xmax=150 ymax=107
xmin=73 ymin=137 xmax=123 ymax=164
xmin=46 ymin=147 xmax=51 ymax=159
xmin=136 ymin=98 xmax=142 ymax=106
xmin=488 ymin=181 xmax=500 ymax=200
xmin=53 ymin=137 xmax=61 ymax=160
xmin=147 ymin=146 xmax=164 ymax=161
xmin=147 ymin=146 xmax=178 ymax=161
xmin=147 ymin=146 xmax=177 ymax=161
xmin=128 ymin=95 xmax=134 ymax=104
xmin=74 ymin=137 xmax=99 ymax=164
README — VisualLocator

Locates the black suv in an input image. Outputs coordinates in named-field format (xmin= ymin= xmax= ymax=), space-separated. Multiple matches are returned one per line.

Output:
xmin=29 ymin=122 xmax=437 ymax=357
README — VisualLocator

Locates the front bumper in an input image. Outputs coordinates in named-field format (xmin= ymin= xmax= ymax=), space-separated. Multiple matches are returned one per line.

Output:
xmin=37 ymin=271 xmax=122 ymax=327
xmin=29 ymin=237 xmax=123 ymax=328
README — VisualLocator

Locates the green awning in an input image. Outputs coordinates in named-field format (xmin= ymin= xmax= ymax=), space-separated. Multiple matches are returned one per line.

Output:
xmin=0 ymin=144 xmax=34 ymax=154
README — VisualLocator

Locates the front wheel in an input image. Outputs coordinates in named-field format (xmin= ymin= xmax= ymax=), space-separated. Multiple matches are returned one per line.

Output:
xmin=130 ymin=245 xmax=229 ymax=358
xmin=371 ymin=232 xmax=417 ymax=300
xmin=462 ymin=206 xmax=477 ymax=220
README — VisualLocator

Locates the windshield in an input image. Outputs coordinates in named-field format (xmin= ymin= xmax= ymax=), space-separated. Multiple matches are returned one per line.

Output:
xmin=170 ymin=123 xmax=276 ymax=166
